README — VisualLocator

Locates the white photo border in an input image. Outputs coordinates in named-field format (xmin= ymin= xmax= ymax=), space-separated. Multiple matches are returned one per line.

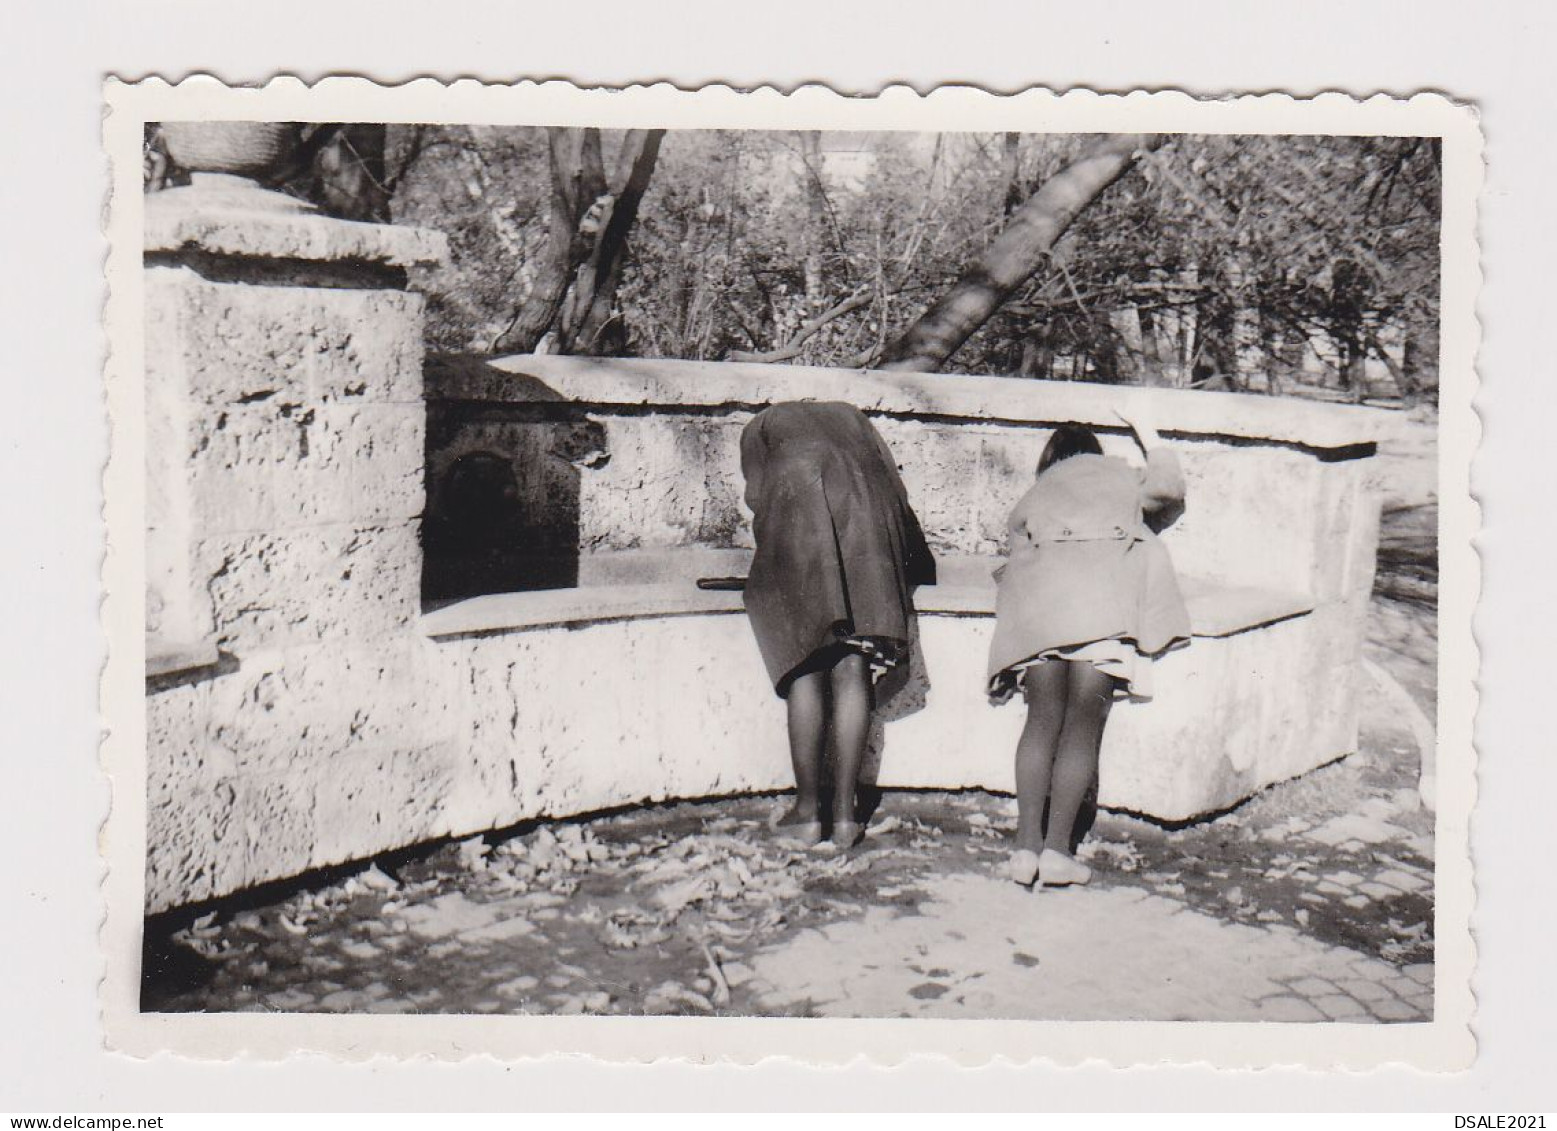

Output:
xmin=101 ymin=77 xmax=1481 ymax=1069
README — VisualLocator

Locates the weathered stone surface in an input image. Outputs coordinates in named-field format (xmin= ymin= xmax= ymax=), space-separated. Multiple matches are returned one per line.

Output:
xmin=146 ymin=678 xmax=229 ymax=809
xmin=188 ymin=402 xmax=423 ymax=534
xmin=197 ymin=523 xmax=420 ymax=652
xmin=146 ymin=775 xmax=243 ymax=908
xmin=147 ymin=269 xmax=427 ymax=408
xmin=197 ymin=639 xmax=433 ymax=769
xmin=311 ymin=742 xmax=460 ymax=867
xmin=236 ymin=770 xmax=318 ymax=884
xmin=427 ymin=382 xmax=1369 ymax=599
xmin=574 ymin=416 xmax=752 ymax=553
xmin=145 ymin=193 xmax=446 ymax=271
xmin=487 ymin=354 xmax=1396 ymax=452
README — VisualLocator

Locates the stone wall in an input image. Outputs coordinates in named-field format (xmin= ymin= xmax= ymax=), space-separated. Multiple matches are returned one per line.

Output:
xmin=420 ymin=354 xmax=1387 ymax=826
xmin=427 ymin=355 xmax=1383 ymax=603
xmin=145 ymin=212 xmax=1389 ymax=911
xmin=142 ymin=186 xmax=446 ymax=909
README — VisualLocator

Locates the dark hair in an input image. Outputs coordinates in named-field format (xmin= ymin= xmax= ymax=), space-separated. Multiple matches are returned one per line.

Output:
xmin=1037 ymin=425 xmax=1103 ymax=474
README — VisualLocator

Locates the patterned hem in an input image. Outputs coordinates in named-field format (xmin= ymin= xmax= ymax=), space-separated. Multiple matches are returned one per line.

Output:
xmin=837 ymin=633 xmax=906 ymax=678
xmin=989 ymin=638 xmax=1150 ymax=704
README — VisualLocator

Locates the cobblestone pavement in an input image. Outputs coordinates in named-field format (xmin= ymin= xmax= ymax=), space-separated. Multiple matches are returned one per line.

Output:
xmin=143 ymin=778 xmax=1434 ymax=1021
xmin=746 ymin=875 xmax=1431 ymax=1022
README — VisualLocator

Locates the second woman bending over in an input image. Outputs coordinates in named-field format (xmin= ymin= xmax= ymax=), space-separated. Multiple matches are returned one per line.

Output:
xmin=987 ymin=409 xmax=1190 ymax=887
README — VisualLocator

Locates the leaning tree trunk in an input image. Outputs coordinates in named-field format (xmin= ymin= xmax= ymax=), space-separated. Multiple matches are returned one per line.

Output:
xmin=880 ymin=134 xmax=1164 ymax=373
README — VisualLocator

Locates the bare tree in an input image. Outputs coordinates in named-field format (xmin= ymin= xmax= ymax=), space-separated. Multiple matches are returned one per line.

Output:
xmin=493 ymin=127 xmax=664 ymax=356
xmin=492 ymin=128 xmax=608 ymax=354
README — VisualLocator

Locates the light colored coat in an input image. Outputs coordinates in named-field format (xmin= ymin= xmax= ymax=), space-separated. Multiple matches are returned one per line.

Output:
xmin=986 ymin=450 xmax=1190 ymax=686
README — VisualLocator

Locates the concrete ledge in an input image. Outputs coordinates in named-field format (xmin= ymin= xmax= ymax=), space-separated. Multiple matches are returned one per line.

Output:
xmin=146 ymin=635 xmax=220 ymax=679
xmin=461 ymin=354 xmax=1395 ymax=454
xmin=419 ymin=574 xmax=1314 ymax=641
xmin=146 ymin=190 xmax=447 ymax=268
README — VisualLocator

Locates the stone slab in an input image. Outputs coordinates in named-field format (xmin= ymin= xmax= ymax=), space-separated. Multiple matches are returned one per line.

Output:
xmin=477 ymin=354 xmax=1396 ymax=453
xmin=417 ymin=573 xmax=1314 ymax=643
xmin=146 ymin=192 xmax=446 ymax=269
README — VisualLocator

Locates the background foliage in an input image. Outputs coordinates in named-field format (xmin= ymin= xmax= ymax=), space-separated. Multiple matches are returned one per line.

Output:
xmin=149 ymin=125 xmax=1442 ymax=402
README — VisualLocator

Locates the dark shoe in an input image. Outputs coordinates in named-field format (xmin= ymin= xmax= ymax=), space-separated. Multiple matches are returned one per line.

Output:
xmin=829 ymin=820 xmax=863 ymax=850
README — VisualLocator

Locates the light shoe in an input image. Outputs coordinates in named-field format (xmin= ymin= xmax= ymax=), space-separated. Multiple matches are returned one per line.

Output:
xmin=1008 ymin=849 xmax=1041 ymax=887
xmin=774 ymin=821 xmax=823 ymax=848
xmin=770 ymin=805 xmax=824 ymax=848
xmin=1037 ymin=847 xmax=1092 ymax=887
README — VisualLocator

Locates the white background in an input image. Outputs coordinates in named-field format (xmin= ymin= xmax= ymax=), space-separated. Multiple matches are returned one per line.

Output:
xmin=2 ymin=0 xmax=1550 ymax=1112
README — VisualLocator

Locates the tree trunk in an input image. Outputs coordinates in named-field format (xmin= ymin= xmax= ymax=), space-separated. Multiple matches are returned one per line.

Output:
xmin=1107 ymin=306 xmax=1145 ymax=383
xmin=799 ymin=131 xmax=828 ymax=301
xmin=311 ymin=124 xmax=390 ymax=222
xmin=1401 ymin=324 xmax=1439 ymax=406
xmin=563 ymin=129 xmax=667 ymax=354
xmin=492 ymin=128 xmax=609 ymax=354
xmin=880 ymin=134 xmax=1164 ymax=373
xmin=1001 ymin=132 xmax=1024 ymax=217
xmin=1020 ymin=333 xmax=1054 ymax=380
xmin=1336 ymin=325 xmax=1367 ymax=400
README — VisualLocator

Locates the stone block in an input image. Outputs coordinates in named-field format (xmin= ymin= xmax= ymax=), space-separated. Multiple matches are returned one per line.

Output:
xmin=882 ymin=420 xmax=983 ymax=555
xmin=494 ymin=354 xmax=1395 ymax=452
xmin=148 ymin=272 xmax=427 ymax=409
xmin=145 ymin=775 xmax=243 ymax=912
xmin=186 ymin=404 xmax=288 ymax=535
xmin=146 ymin=678 xmax=230 ymax=810
xmin=186 ymin=397 xmax=424 ymax=537
xmin=1306 ymin=463 xmax=1368 ymax=603
xmin=442 ymin=618 xmax=791 ymax=837
xmin=575 ymin=416 xmax=716 ymax=552
xmin=145 ymin=192 xmax=446 ymax=272
xmin=1165 ymin=441 xmax=1321 ymax=594
xmin=311 ymin=742 xmax=459 ymax=867
xmin=204 ymin=638 xmax=439 ymax=774
xmin=235 ymin=769 xmax=319 ymax=886
xmin=197 ymin=523 xmax=421 ymax=652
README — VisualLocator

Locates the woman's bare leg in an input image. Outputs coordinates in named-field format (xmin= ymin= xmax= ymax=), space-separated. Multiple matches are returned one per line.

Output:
xmin=828 ymin=652 xmax=871 ymax=832
xmin=781 ymin=668 xmax=826 ymax=825
xmin=1014 ymin=662 xmax=1068 ymax=853
xmin=1043 ymin=660 xmax=1114 ymax=858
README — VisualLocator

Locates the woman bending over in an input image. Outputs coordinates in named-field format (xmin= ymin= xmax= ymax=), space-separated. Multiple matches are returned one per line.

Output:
xmin=987 ymin=409 xmax=1190 ymax=887
xmin=740 ymin=401 xmax=936 ymax=850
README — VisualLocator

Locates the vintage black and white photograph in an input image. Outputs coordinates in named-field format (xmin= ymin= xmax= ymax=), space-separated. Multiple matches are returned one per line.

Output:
xmin=102 ymin=81 xmax=1478 ymax=1066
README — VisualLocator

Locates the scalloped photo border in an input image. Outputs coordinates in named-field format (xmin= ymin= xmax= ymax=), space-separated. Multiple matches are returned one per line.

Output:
xmin=100 ymin=76 xmax=1482 ymax=1069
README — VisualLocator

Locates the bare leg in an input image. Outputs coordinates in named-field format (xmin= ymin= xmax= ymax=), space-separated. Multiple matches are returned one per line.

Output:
xmin=1013 ymin=662 xmax=1068 ymax=853
xmin=781 ymin=668 xmax=826 ymax=826
xmin=1039 ymin=660 xmax=1115 ymax=883
xmin=828 ymin=652 xmax=871 ymax=840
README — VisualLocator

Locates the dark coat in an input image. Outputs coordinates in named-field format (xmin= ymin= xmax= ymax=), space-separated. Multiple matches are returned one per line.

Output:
xmin=987 ymin=450 xmax=1191 ymax=685
xmin=740 ymin=402 xmax=936 ymax=696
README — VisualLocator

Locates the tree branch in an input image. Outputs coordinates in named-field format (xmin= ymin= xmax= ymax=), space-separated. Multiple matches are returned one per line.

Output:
xmin=881 ymin=134 xmax=1165 ymax=372
xmin=726 ymin=288 xmax=874 ymax=363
